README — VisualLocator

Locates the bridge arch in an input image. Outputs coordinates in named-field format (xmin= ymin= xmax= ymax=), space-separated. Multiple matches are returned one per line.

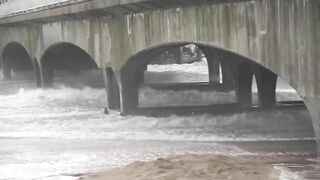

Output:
xmin=114 ymin=42 xmax=300 ymax=115
xmin=40 ymin=42 xmax=104 ymax=88
xmin=114 ymin=41 xmax=318 ymax=152
xmin=1 ymin=42 xmax=40 ymax=85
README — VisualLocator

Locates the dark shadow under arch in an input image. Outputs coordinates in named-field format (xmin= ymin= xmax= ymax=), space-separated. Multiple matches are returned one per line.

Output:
xmin=1 ymin=42 xmax=34 ymax=79
xmin=40 ymin=43 xmax=103 ymax=88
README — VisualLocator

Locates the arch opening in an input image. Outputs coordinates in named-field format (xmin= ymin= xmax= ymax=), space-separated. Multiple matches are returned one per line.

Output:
xmin=119 ymin=44 xmax=248 ymax=114
xmin=40 ymin=43 xmax=104 ymax=88
xmin=140 ymin=44 xmax=227 ymax=108
xmin=144 ymin=45 xmax=207 ymax=84
xmin=1 ymin=42 xmax=36 ymax=81
xmin=119 ymin=42 xmax=310 ymax=117
xmin=117 ymin=42 xmax=316 ymax=155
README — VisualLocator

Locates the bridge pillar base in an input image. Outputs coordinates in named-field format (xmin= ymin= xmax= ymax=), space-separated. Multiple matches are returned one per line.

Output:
xmin=221 ymin=61 xmax=234 ymax=85
xmin=32 ymin=58 xmax=42 ymax=88
xmin=106 ymin=69 xmax=120 ymax=110
xmin=202 ymin=49 xmax=221 ymax=84
xmin=208 ymin=59 xmax=221 ymax=84
xmin=235 ymin=63 xmax=253 ymax=106
xmin=41 ymin=66 xmax=53 ymax=88
xmin=254 ymin=68 xmax=277 ymax=108
xmin=119 ymin=71 xmax=139 ymax=115
xmin=304 ymin=97 xmax=320 ymax=156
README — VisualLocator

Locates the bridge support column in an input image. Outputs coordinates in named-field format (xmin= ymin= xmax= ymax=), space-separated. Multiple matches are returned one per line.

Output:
xmin=105 ymin=69 xmax=120 ymax=110
xmin=254 ymin=68 xmax=277 ymax=107
xmin=41 ymin=58 xmax=53 ymax=88
xmin=32 ymin=58 xmax=42 ymax=88
xmin=304 ymin=98 xmax=320 ymax=156
xmin=41 ymin=67 xmax=53 ymax=88
xmin=221 ymin=61 xmax=234 ymax=85
xmin=203 ymin=49 xmax=221 ymax=84
xmin=208 ymin=59 xmax=221 ymax=84
xmin=119 ymin=70 xmax=139 ymax=115
xmin=235 ymin=63 xmax=253 ymax=106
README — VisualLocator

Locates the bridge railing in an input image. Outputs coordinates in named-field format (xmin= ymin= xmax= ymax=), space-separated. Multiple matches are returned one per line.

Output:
xmin=0 ymin=0 xmax=88 ymax=18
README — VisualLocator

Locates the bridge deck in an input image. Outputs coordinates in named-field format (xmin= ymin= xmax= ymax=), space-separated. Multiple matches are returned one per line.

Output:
xmin=0 ymin=0 xmax=251 ymax=25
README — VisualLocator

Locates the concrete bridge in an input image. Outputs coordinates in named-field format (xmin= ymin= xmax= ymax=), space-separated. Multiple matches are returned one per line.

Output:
xmin=0 ymin=0 xmax=319 ymax=154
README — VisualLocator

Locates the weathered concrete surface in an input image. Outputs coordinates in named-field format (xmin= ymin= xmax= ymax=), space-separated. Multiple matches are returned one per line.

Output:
xmin=0 ymin=0 xmax=319 ymax=153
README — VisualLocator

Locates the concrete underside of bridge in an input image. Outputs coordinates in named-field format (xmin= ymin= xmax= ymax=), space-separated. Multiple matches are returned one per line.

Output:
xmin=0 ymin=0 xmax=319 ymax=154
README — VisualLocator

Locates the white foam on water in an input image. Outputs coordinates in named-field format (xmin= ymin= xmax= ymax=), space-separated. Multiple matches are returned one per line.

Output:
xmin=276 ymin=166 xmax=304 ymax=180
xmin=147 ymin=61 xmax=209 ymax=74
xmin=0 ymin=63 xmax=313 ymax=180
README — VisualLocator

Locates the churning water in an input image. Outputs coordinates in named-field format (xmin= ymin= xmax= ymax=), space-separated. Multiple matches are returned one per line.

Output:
xmin=0 ymin=62 xmax=319 ymax=180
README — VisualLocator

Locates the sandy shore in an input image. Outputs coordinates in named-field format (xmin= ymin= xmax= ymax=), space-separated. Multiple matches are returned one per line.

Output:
xmin=80 ymin=154 xmax=280 ymax=180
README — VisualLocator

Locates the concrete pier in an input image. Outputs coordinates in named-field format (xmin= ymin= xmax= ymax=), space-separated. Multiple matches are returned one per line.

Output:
xmin=119 ymin=72 xmax=139 ymax=115
xmin=106 ymin=68 xmax=120 ymax=110
xmin=208 ymin=59 xmax=221 ymax=84
xmin=235 ymin=62 xmax=253 ymax=106
xmin=41 ymin=62 xmax=54 ymax=88
xmin=254 ymin=67 xmax=278 ymax=107
xmin=221 ymin=61 xmax=234 ymax=85
xmin=32 ymin=58 xmax=42 ymax=88
xmin=40 ymin=52 xmax=54 ymax=88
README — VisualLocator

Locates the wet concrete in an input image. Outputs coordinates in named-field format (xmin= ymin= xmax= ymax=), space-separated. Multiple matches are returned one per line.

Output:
xmin=0 ymin=0 xmax=319 ymax=154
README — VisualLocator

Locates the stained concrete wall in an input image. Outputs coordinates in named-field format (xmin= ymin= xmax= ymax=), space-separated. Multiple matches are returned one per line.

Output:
xmin=0 ymin=0 xmax=319 ymax=153
xmin=0 ymin=20 xmax=109 ymax=67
